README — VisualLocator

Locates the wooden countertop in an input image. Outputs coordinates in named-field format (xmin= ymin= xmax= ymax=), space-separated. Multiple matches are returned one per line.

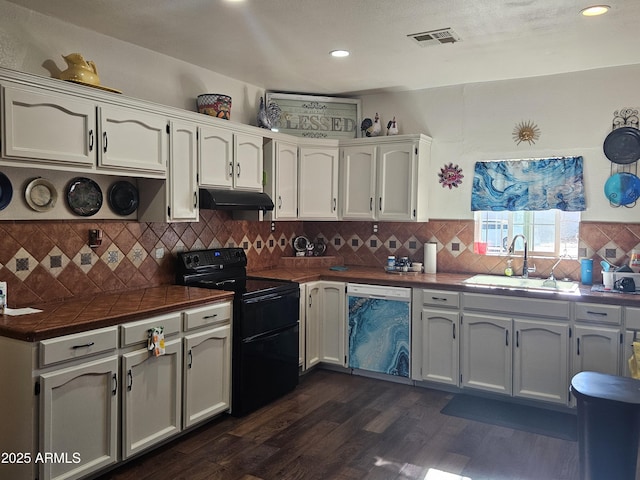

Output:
xmin=0 ymin=286 xmax=234 ymax=342
xmin=251 ymin=265 xmax=640 ymax=307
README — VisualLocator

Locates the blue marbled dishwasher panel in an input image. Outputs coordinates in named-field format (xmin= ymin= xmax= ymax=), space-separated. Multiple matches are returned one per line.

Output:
xmin=348 ymin=296 xmax=410 ymax=377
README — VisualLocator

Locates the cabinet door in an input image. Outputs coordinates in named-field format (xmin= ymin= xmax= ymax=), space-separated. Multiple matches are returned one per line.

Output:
xmin=98 ymin=105 xmax=167 ymax=175
xmin=274 ymin=141 xmax=298 ymax=219
xmin=320 ymin=281 xmax=346 ymax=366
xmin=122 ymin=339 xmax=182 ymax=459
xmin=305 ymin=282 xmax=322 ymax=369
xmin=573 ymin=325 xmax=621 ymax=376
xmin=40 ymin=356 xmax=118 ymax=480
xmin=3 ymin=84 xmax=96 ymax=167
xmin=298 ymin=146 xmax=339 ymax=219
xmin=513 ymin=319 xmax=569 ymax=405
xmin=461 ymin=313 xmax=512 ymax=394
xmin=420 ymin=308 xmax=459 ymax=386
xmin=199 ymin=125 xmax=233 ymax=188
xmin=376 ymin=142 xmax=416 ymax=221
xmin=299 ymin=284 xmax=307 ymax=368
xmin=183 ymin=324 xmax=231 ymax=428
xmin=234 ymin=132 xmax=263 ymax=191
xmin=169 ymin=120 xmax=198 ymax=222
xmin=340 ymin=145 xmax=376 ymax=220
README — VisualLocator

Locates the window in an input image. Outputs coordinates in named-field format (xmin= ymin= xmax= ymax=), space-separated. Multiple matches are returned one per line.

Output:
xmin=474 ymin=210 xmax=580 ymax=257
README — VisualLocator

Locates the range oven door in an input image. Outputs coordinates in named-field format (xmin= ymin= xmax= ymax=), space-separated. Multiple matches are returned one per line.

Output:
xmin=232 ymin=286 xmax=300 ymax=416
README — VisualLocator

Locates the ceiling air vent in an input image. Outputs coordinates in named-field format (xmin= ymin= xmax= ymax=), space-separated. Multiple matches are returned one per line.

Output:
xmin=408 ymin=28 xmax=461 ymax=47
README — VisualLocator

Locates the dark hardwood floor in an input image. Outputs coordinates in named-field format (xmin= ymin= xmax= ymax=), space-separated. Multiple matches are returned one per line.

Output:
xmin=96 ymin=369 xmax=580 ymax=480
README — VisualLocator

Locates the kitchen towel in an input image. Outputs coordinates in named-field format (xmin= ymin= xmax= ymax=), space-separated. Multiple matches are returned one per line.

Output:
xmin=148 ymin=327 xmax=165 ymax=357
xmin=424 ymin=242 xmax=437 ymax=274
xmin=628 ymin=341 xmax=640 ymax=379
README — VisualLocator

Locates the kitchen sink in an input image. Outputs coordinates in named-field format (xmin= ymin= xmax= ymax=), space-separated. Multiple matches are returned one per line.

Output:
xmin=463 ymin=274 xmax=581 ymax=294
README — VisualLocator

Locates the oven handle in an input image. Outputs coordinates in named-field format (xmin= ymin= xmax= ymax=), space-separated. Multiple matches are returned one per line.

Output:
xmin=243 ymin=291 xmax=298 ymax=305
xmin=214 ymin=279 xmax=236 ymax=287
xmin=242 ymin=322 xmax=299 ymax=343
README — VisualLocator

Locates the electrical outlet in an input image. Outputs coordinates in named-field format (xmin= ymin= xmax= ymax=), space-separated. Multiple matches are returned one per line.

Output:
xmin=373 ymin=223 xmax=378 ymax=233
xmin=271 ymin=221 xmax=276 ymax=232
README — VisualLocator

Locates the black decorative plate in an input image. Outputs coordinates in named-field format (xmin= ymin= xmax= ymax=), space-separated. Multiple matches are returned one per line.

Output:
xmin=0 ymin=172 xmax=13 ymax=211
xmin=66 ymin=177 xmax=103 ymax=216
xmin=603 ymin=127 xmax=640 ymax=164
xmin=108 ymin=180 xmax=139 ymax=216
xmin=25 ymin=177 xmax=57 ymax=212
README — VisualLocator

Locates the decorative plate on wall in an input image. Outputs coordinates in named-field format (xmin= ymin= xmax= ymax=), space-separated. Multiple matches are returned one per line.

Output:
xmin=108 ymin=180 xmax=139 ymax=216
xmin=25 ymin=178 xmax=57 ymax=212
xmin=66 ymin=177 xmax=103 ymax=216
xmin=604 ymin=172 xmax=640 ymax=206
xmin=0 ymin=172 xmax=13 ymax=211
xmin=603 ymin=127 xmax=640 ymax=165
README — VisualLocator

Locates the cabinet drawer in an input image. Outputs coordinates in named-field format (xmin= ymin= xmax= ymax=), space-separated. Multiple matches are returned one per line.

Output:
xmin=626 ymin=307 xmax=640 ymax=330
xmin=419 ymin=289 xmax=460 ymax=309
xmin=120 ymin=312 xmax=182 ymax=347
xmin=575 ymin=303 xmax=622 ymax=325
xmin=463 ymin=293 xmax=570 ymax=319
xmin=40 ymin=326 xmax=118 ymax=367
xmin=183 ymin=302 xmax=232 ymax=331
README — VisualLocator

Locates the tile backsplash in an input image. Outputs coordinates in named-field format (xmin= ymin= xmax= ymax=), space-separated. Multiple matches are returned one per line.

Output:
xmin=1 ymin=212 xmax=638 ymax=308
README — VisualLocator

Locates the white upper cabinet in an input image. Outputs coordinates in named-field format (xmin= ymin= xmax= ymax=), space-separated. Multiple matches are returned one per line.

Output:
xmin=2 ymin=83 xmax=96 ymax=168
xmin=264 ymin=139 xmax=298 ymax=220
xmin=168 ymin=120 xmax=198 ymax=222
xmin=199 ymin=126 xmax=263 ymax=192
xmin=340 ymin=135 xmax=431 ymax=222
xmin=98 ymin=104 xmax=168 ymax=176
xmin=298 ymin=145 xmax=339 ymax=220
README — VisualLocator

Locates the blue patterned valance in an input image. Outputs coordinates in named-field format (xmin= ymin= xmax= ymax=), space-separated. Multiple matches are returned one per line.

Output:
xmin=471 ymin=156 xmax=586 ymax=211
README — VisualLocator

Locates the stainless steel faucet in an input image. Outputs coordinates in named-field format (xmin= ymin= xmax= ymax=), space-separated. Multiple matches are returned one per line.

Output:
xmin=508 ymin=234 xmax=529 ymax=278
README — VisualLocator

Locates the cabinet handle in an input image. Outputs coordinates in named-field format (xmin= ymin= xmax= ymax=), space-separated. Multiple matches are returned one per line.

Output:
xmin=452 ymin=324 xmax=456 ymax=340
xmin=577 ymin=337 xmax=580 ymax=355
xmin=431 ymin=296 xmax=447 ymax=302
xmin=278 ymin=196 xmax=282 ymax=209
xmin=188 ymin=350 xmax=193 ymax=369
xmin=333 ymin=198 xmax=337 ymax=211
xmin=103 ymin=132 xmax=108 ymax=153
xmin=71 ymin=342 xmax=95 ymax=349
xmin=379 ymin=197 xmax=382 ymax=211
xmin=369 ymin=197 xmax=373 ymax=211
xmin=112 ymin=373 xmax=118 ymax=396
xmin=506 ymin=329 xmax=509 ymax=347
xmin=309 ymin=293 xmax=312 ymax=308
xmin=229 ymin=162 xmax=234 ymax=176
xmin=516 ymin=331 xmax=520 ymax=348
xmin=586 ymin=310 xmax=607 ymax=316
xmin=127 ymin=369 xmax=133 ymax=391
xmin=194 ymin=191 xmax=198 ymax=208
xmin=203 ymin=313 xmax=218 ymax=320
xmin=89 ymin=129 xmax=94 ymax=152
xmin=236 ymin=162 xmax=241 ymax=177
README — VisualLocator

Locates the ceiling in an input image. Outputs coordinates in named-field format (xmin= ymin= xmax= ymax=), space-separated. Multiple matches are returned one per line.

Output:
xmin=7 ymin=0 xmax=640 ymax=95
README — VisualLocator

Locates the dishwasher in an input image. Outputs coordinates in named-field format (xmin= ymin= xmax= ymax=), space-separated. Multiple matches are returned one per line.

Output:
xmin=347 ymin=283 xmax=411 ymax=378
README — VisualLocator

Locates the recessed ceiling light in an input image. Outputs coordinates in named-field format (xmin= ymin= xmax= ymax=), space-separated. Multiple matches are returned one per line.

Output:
xmin=330 ymin=50 xmax=350 ymax=58
xmin=580 ymin=5 xmax=610 ymax=16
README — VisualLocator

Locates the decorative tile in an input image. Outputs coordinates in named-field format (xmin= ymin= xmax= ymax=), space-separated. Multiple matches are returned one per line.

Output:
xmin=446 ymin=236 xmax=467 ymax=258
xmin=72 ymin=245 xmax=99 ymax=274
xmin=348 ymin=234 xmax=363 ymax=251
xmin=278 ymin=233 xmax=288 ymax=250
xmin=366 ymin=235 xmax=382 ymax=252
xmin=44 ymin=246 xmax=70 ymax=278
xmin=403 ymin=235 xmax=421 ymax=254
xmin=7 ymin=247 xmax=37 ymax=281
xmin=253 ymin=235 xmax=264 ymax=254
xmin=101 ymin=246 xmax=124 ymax=271
xmin=126 ymin=242 xmax=148 ymax=268
xmin=386 ymin=235 xmax=400 ymax=253
xmin=240 ymin=235 xmax=251 ymax=251
xmin=266 ymin=234 xmax=277 ymax=253
xmin=596 ymin=241 xmax=622 ymax=264
xmin=331 ymin=234 xmax=345 ymax=250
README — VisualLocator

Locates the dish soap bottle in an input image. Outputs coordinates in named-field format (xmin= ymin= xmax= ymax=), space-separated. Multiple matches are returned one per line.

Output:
xmin=505 ymin=259 xmax=513 ymax=277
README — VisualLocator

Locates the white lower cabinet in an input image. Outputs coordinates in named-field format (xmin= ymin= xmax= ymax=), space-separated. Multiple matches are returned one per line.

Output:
xmin=121 ymin=338 xmax=182 ymax=459
xmin=304 ymin=281 xmax=346 ymax=369
xmin=461 ymin=293 xmax=571 ymax=405
xmin=299 ymin=283 xmax=307 ymax=368
xmin=183 ymin=324 xmax=231 ymax=428
xmin=412 ymin=289 xmax=460 ymax=386
xmin=572 ymin=325 xmax=621 ymax=376
xmin=40 ymin=355 xmax=119 ymax=480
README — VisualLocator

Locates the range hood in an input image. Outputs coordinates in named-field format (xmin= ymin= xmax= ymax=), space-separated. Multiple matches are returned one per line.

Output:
xmin=199 ymin=189 xmax=274 ymax=211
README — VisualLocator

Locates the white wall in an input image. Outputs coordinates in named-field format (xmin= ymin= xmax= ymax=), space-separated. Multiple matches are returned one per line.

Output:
xmin=360 ymin=66 xmax=640 ymax=223
xmin=0 ymin=0 xmax=263 ymax=124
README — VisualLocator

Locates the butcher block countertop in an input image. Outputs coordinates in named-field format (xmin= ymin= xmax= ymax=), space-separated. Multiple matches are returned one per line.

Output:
xmin=0 ymin=286 xmax=234 ymax=342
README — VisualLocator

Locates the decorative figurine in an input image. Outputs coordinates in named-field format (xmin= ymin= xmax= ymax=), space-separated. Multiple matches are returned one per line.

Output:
xmin=369 ymin=113 xmax=381 ymax=136
xmin=257 ymin=97 xmax=270 ymax=129
xmin=361 ymin=117 xmax=373 ymax=137
xmin=387 ymin=116 xmax=398 ymax=135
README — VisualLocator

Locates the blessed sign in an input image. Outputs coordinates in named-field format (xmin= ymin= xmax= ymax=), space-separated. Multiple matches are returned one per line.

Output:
xmin=265 ymin=92 xmax=361 ymax=139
